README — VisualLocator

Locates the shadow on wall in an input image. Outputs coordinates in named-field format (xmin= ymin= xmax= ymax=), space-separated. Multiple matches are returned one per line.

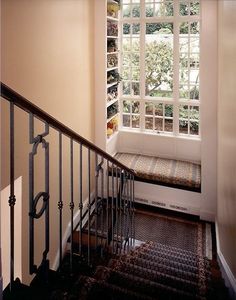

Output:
xmin=0 ymin=176 xmax=22 ymax=290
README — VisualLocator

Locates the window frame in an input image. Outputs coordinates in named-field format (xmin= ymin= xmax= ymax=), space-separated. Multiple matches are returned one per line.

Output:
xmin=119 ymin=0 xmax=201 ymax=139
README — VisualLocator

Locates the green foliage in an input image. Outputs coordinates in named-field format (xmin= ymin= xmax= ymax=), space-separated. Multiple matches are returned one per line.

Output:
xmin=145 ymin=40 xmax=173 ymax=96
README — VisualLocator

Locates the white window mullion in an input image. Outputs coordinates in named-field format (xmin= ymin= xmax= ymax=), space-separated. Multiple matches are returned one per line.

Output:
xmin=173 ymin=0 xmax=180 ymax=136
xmin=140 ymin=0 xmax=146 ymax=132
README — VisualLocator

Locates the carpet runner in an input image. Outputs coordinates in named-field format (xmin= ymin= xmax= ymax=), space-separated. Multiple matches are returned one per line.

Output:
xmin=78 ymin=240 xmax=214 ymax=300
xmin=114 ymin=152 xmax=201 ymax=192
xmin=134 ymin=210 xmax=210 ymax=257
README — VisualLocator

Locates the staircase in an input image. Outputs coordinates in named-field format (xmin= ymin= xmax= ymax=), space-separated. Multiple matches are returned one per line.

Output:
xmin=0 ymin=83 xmax=229 ymax=300
xmin=67 ymin=204 xmax=228 ymax=300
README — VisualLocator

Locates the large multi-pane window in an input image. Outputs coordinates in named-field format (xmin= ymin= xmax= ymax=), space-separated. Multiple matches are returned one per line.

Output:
xmin=121 ymin=0 xmax=200 ymax=137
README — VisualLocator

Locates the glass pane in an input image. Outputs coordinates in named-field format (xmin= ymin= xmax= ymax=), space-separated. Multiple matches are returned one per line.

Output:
xmin=189 ymin=69 xmax=199 ymax=84
xmin=132 ymin=82 xmax=140 ymax=95
xmin=132 ymin=5 xmax=140 ymax=18
xmin=190 ymin=38 xmax=199 ymax=53
xmin=179 ymin=68 xmax=189 ymax=83
xmin=122 ymin=38 xmax=131 ymax=52
xmin=123 ymin=100 xmax=131 ymax=113
xmin=155 ymin=118 xmax=163 ymax=131
xmin=179 ymin=105 xmax=188 ymax=119
xmin=123 ymin=53 xmax=131 ymax=66
xmin=123 ymin=5 xmax=131 ymax=18
xmin=132 ymin=115 xmax=140 ymax=128
xmin=123 ymin=115 xmax=131 ymax=127
xmin=132 ymin=24 xmax=140 ymax=35
xmin=132 ymin=38 xmax=140 ymax=51
xmin=180 ymin=22 xmax=189 ymax=34
xmin=165 ymin=104 xmax=173 ymax=117
xmin=190 ymin=85 xmax=199 ymax=100
xmin=179 ymin=120 xmax=188 ymax=134
xmin=165 ymin=119 xmax=173 ymax=132
xmin=146 ymin=4 xmax=154 ymax=17
xmin=155 ymin=2 xmax=173 ymax=17
xmin=155 ymin=103 xmax=163 ymax=116
xmin=122 ymin=67 xmax=129 ymax=80
xmin=190 ymin=22 xmax=200 ymax=34
xmin=132 ymin=101 xmax=140 ymax=113
xmin=131 ymin=68 xmax=140 ymax=81
xmin=180 ymin=2 xmax=189 ymax=16
xmin=190 ymin=121 xmax=199 ymax=135
xmin=131 ymin=52 xmax=140 ymax=67
xmin=189 ymin=106 xmax=199 ymax=120
xmin=123 ymin=23 xmax=131 ymax=35
xmin=190 ymin=54 xmax=199 ymax=69
xmin=145 ymin=117 xmax=153 ymax=130
xmin=180 ymin=56 xmax=188 ymax=69
xmin=145 ymin=102 xmax=153 ymax=115
xmin=123 ymin=81 xmax=131 ymax=95
xmin=145 ymin=23 xmax=173 ymax=98
xmin=190 ymin=1 xmax=200 ymax=15
xmin=179 ymin=38 xmax=189 ymax=53
xmin=179 ymin=85 xmax=189 ymax=99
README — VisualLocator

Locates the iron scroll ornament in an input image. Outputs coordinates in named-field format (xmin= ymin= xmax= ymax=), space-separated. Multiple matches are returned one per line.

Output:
xmin=29 ymin=114 xmax=50 ymax=275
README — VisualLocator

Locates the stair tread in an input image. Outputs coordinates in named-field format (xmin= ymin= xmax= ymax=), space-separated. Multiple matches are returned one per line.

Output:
xmin=111 ymin=257 xmax=201 ymax=281
xmin=94 ymin=266 xmax=204 ymax=299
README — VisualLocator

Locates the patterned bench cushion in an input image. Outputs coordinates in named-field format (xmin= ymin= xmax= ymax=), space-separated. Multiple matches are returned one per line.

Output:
xmin=114 ymin=152 xmax=201 ymax=192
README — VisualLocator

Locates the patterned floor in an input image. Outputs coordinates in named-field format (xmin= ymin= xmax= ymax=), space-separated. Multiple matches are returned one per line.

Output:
xmin=134 ymin=209 xmax=212 ymax=258
xmin=114 ymin=152 xmax=201 ymax=191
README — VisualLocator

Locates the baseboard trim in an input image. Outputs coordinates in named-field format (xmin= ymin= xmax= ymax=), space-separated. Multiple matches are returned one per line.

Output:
xmin=215 ymin=222 xmax=236 ymax=299
xmin=52 ymin=192 xmax=95 ymax=271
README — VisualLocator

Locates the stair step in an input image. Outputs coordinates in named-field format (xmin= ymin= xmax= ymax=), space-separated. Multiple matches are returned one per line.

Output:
xmin=108 ymin=257 xmax=201 ymax=282
xmin=134 ymin=243 xmax=208 ymax=264
xmin=131 ymin=247 xmax=209 ymax=269
xmin=107 ymin=260 xmax=200 ymax=294
xmin=130 ymin=251 xmax=204 ymax=274
xmin=78 ymin=275 xmax=156 ymax=300
xmin=94 ymin=266 xmax=202 ymax=300
xmin=141 ymin=241 xmax=203 ymax=258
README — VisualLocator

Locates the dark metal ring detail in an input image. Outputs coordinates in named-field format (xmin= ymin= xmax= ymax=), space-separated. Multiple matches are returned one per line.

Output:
xmin=30 ymin=192 xmax=49 ymax=219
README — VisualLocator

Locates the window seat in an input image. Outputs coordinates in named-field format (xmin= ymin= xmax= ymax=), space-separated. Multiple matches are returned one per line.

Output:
xmin=114 ymin=152 xmax=201 ymax=193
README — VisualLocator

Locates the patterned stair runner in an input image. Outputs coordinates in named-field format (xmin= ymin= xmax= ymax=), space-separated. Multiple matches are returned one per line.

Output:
xmin=77 ymin=241 xmax=220 ymax=300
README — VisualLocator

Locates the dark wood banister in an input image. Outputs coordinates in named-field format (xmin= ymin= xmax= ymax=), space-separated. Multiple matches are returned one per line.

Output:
xmin=1 ymin=82 xmax=135 ymax=175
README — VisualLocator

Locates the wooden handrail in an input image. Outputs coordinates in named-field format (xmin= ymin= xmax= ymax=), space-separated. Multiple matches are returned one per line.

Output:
xmin=1 ymin=82 xmax=135 ymax=175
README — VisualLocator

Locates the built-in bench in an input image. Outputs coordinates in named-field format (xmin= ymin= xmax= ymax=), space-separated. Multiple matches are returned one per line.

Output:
xmin=114 ymin=152 xmax=201 ymax=193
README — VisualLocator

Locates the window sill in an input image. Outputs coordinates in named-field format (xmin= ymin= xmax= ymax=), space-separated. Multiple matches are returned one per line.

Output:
xmin=119 ymin=128 xmax=201 ymax=142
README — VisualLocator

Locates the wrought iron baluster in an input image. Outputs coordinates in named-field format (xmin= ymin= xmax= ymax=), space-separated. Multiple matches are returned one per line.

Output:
xmin=132 ymin=175 xmax=135 ymax=245
xmin=58 ymin=132 xmax=63 ymax=270
xmin=79 ymin=143 xmax=83 ymax=255
xmin=124 ymin=171 xmax=129 ymax=251
xmin=111 ymin=163 xmax=114 ymax=252
xmin=100 ymin=161 xmax=104 ymax=251
xmin=127 ymin=173 xmax=131 ymax=251
xmin=106 ymin=160 xmax=109 ymax=245
xmin=69 ymin=138 xmax=74 ymax=273
xmin=87 ymin=149 xmax=91 ymax=265
xmin=115 ymin=167 xmax=119 ymax=253
xmin=120 ymin=170 xmax=125 ymax=253
xmin=95 ymin=154 xmax=98 ymax=249
xmin=129 ymin=174 xmax=133 ymax=248
xmin=29 ymin=114 xmax=49 ymax=276
xmin=9 ymin=102 xmax=16 ymax=291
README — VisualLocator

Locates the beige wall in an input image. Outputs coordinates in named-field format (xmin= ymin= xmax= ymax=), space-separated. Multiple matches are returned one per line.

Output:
xmin=217 ymin=0 xmax=236 ymax=280
xmin=1 ymin=0 xmax=94 ymax=284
